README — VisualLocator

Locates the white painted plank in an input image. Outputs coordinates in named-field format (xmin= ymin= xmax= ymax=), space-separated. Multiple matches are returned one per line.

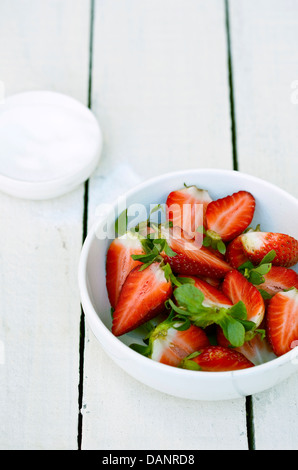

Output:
xmin=229 ymin=0 xmax=298 ymax=449
xmin=230 ymin=0 xmax=298 ymax=199
xmin=0 ymin=0 xmax=90 ymax=449
xmin=0 ymin=0 xmax=90 ymax=104
xmin=90 ymin=0 xmax=233 ymax=180
xmin=0 ymin=194 xmax=84 ymax=450
xmin=82 ymin=0 xmax=249 ymax=450
xmin=82 ymin=328 xmax=248 ymax=451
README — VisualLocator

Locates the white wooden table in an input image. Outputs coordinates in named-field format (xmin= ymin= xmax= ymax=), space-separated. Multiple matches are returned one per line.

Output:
xmin=1 ymin=0 xmax=298 ymax=450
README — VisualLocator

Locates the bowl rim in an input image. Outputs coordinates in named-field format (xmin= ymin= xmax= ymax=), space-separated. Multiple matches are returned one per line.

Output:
xmin=78 ymin=168 xmax=298 ymax=380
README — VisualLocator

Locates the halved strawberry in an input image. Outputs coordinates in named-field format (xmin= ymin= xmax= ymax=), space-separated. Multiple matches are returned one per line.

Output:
xmin=257 ymin=266 xmax=298 ymax=297
xmin=241 ymin=232 xmax=298 ymax=267
xmin=222 ymin=270 xmax=265 ymax=327
xmin=166 ymin=185 xmax=212 ymax=238
xmin=266 ymin=288 xmax=298 ymax=356
xmin=150 ymin=321 xmax=210 ymax=367
xmin=216 ymin=326 xmax=276 ymax=366
xmin=180 ymin=345 xmax=254 ymax=371
xmin=225 ymin=235 xmax=249 ymax=269
xmin=106 ymin=234 xmax=144 ymax=309
xmin=112 ymin=262 xmax=172 ymax=336
xmin=178 ymin=275 xmax=233 ymax=308
xmin=205 ymin=190 xmax=256 ymax=242
xmin=162 ymin=227 xmax=232 ymax=279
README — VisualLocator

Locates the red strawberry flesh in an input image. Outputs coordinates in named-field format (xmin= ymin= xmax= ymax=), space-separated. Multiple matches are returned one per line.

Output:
xmin=222 ymin=270 xmax=265 ymax=327
xmin=152 ymin=324 xmax=209 ymax=367
xmin=166 ymin=186 xmax=212 ymax=238
xmin=206 ymin=190 xmax=255 ymax=242
xmin=258 ymin=266 xmax=298 ymax=296
xmin=266 ymin=288 xmax=298 ymax=356
xmin=216 ymin=326 xmax=276 ymax=366
xmin=225 ymin=235 xmax=249 ymax=269
xmin=112 ymin=262 xmax=172 ymax=336
xmin=190 ymin=345 xmax=254 ymax=371
xmin=179 ymin=275 xmax=233 ymax=308
xmin=162 ymin=227 xmax=232 ymax=279
xmin=106 ymin=235 xmax=144 ymax=309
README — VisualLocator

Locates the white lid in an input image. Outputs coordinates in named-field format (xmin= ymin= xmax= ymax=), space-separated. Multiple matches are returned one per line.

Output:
xmin=0 ymin=91 xmax=102 ymax=200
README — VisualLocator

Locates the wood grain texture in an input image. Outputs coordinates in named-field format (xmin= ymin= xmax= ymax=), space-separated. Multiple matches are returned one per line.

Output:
xmin=229 ymin=0 xmax=298 ymax=450
xmin=0 ymin=0 xmax=90 ymax=449
xmin=81 ymin=0 xmax=250 ymax=450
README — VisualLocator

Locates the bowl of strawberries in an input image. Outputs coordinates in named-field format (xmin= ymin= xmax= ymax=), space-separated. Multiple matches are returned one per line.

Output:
xmin=79 ymin=168 xmax=298 ymax=400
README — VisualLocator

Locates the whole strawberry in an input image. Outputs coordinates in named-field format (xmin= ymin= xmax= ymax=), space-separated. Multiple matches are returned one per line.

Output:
xmin=241 ymin=232 xmax=298 ymax=267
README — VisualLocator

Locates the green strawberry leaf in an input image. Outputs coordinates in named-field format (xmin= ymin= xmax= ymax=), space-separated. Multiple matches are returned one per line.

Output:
xmin=219 ymin=317 xmax=246 ymax=348
xmin=259 ymin=250 xmax=276 ymax=265
xmin=171 ymin=284 xmax=254 ymax=347
xmin=196 ymin=225 xmax=206 ymax=234
xmin=115 ymin=209 xmax=128 ymax=236
xmin=201 ymin=229 xmax=226 ymax=255
xmin=173 ymin=284 xmax=205 ymax=314
xmin=217 ymin=240 xmax=227 ymax=255
xmin=239 ymin=250 xmax=276 ymax=286
xmin=175 ymin=276 xmax=196 ymax=285
xmin=258 ymin=289 xmax=273 ymax=300
xmin=180 ymin=359 xmax=201 ymax=371
xmin=129 ymin=343 xmax=151 ymax=356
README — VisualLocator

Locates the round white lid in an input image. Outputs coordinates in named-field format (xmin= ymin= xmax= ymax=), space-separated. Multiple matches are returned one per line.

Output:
xmin=0 ymin=91 xmax=103 ymax=200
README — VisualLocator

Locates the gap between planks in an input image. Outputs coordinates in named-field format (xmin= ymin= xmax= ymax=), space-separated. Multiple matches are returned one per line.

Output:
xmin=77 ymin=0 xmax=254 ymax=451
xmin=78 ymin=0 xmax=95 ymax=451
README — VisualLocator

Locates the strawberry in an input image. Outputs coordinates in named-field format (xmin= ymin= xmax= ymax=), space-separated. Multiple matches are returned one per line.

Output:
xmin=166 ymin=185 xmax=212 ymax=238
xmin=112 ymin=262 xmax=172 ymax=336
xmin=266 ymin=288 xmax=298 ymax=356
xmin=180 ymin=345 xmax=254 ymax=371
xmin=106 ymin=233 xmax=144 ymax=309
xmin=162 ymin=226 xmax=232 ymax=279
xmin=169 ymin=282 xmax=255 ymax=348
xmin=149 ymin=321 xmax=210 ymax=367
xmin=225 ymin=235 xmax=249 ymax=269
xmin=222 ymin=270 xmax=265 ymax=327
xmin=178 ymin=275 xmax=233 ymax=308
xmin=257 ymin=266 xmax=298 ymax=298
xmin=205 ymin=190 xmax=255 ymax=243
xmin=241 ymin=232 xmax=298 ymax=267
xmin=216 ymin=325 xmax=276 ymax=366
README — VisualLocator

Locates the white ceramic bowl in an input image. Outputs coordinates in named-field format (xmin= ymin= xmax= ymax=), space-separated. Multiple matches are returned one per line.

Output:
xmin=78 ymin=169 xmax=298 ymax=400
